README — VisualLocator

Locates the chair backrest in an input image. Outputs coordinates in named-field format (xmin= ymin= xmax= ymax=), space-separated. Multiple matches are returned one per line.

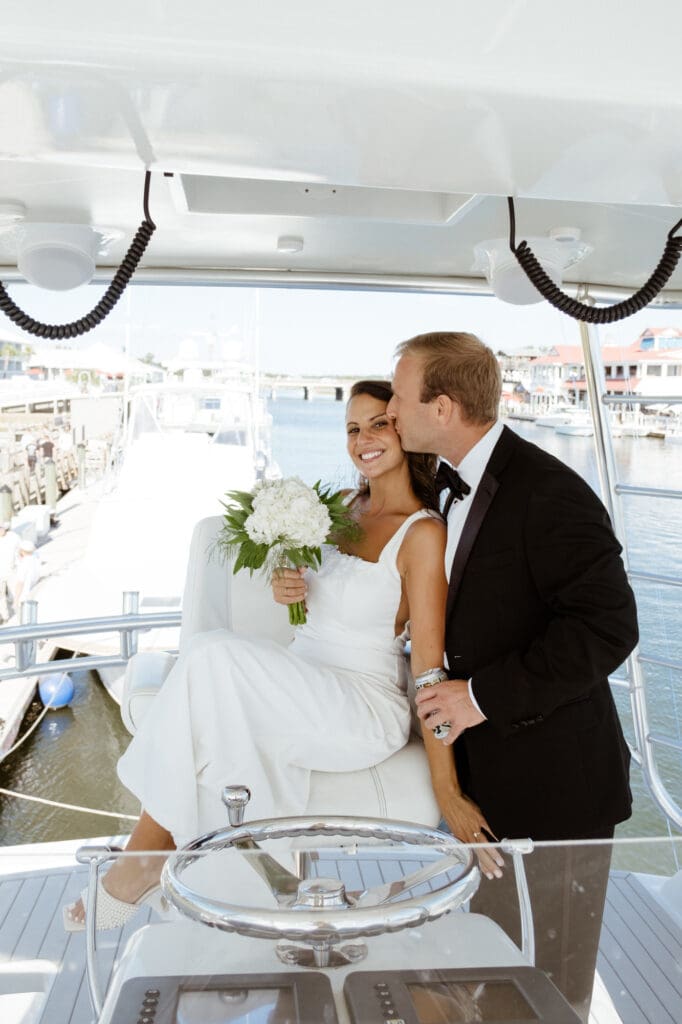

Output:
xmin=179 ymin=516 xmax=294 ymax=651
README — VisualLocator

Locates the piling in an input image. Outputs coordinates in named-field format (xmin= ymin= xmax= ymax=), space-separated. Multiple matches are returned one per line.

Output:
xmin=77 ymin=443 xmax=86 ymax=488
xmin=0 ymin=484 xmax=11 ymax=523
xmin=43 ymin=458 xmax=58 ymax=512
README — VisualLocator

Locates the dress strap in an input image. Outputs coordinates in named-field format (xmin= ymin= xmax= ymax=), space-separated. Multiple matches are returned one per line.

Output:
xmin=342 ymin=489 xmax=360 ymax=507
xmin=378 ymin=508 xmax=435 ymax=570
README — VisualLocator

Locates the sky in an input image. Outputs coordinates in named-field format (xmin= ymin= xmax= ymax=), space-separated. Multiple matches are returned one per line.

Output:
xmin=2 ymin=281 xmax=682 ymax=376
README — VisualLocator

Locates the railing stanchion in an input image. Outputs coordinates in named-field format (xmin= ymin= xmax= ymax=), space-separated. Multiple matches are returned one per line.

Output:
xmin=76 ymin=845 xmax=121 ymax=1019
xmin=121 ymin=591 xmax=139 ymax=660
xmin=501 ymin=838 xmax=535 ymax=966
xmin=15 ymin=599 xmax=38 ymax=671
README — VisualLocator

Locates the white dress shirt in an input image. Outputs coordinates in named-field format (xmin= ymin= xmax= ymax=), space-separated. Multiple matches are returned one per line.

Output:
xmin=443 ymin=419 xmax=504 ymax=577
xmin=441 ymin=419 xmax=504 ymax=717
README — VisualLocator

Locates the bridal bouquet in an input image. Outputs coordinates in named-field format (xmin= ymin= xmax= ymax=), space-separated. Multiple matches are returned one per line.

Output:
xmin=215 ymin=476 xmax=360 ymax=625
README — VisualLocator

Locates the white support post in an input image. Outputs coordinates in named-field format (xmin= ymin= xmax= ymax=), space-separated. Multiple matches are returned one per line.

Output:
xmin=121 ymin=590 xmax=139 ymax=660
xmin=15 ymin=599 xmax=38 ymax=671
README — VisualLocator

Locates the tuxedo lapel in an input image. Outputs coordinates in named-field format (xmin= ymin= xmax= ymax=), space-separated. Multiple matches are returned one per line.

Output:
xmin=445 ymin=425 xmax=517 ymax=621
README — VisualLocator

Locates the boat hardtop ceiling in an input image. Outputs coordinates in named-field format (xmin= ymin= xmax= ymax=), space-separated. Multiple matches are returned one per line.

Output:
xmin=1 ymin=2 xmax=682 ymax=298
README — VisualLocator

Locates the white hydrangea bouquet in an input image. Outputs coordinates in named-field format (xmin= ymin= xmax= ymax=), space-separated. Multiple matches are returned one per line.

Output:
xmin=215 ymin=477 xmax=360 ymax=625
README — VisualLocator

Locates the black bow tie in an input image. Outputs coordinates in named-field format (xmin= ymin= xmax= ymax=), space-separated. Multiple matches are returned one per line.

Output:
xmin=435 ymin=462 xmax=471 ymax=516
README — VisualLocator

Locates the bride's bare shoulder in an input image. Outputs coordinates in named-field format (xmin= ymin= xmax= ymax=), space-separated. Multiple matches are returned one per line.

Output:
xmin=401 ymin=513 xmax=447 ymax=552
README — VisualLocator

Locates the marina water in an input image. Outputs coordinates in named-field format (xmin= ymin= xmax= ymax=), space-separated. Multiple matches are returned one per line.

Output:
xmin=0 ymin=397 xmax=680 ymax=848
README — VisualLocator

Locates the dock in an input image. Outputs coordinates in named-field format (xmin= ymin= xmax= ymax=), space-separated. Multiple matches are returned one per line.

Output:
xmin=0 ymin=445 xmax=80 ymax=518
xmin=0 ymin=483 xmax=103 ymax=760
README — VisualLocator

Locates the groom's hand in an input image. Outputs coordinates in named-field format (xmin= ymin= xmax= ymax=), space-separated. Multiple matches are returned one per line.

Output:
xmin=415 ymin=678 xmax=485 ymax=744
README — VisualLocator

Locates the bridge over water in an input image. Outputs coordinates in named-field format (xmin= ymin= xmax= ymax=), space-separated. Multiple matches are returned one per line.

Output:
xmin=263 ymin=375 xmax=369 ymax=401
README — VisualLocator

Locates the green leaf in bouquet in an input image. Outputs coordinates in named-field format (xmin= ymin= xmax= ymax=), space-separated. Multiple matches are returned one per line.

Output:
xmin=233 ymin=540 xmax=269 ymax=575
xmin=316 ymin=486 xmax=363 ymax=545
xmin=226 ymin=508 xmax=249 ymax=531
xmin=223 ymin=489 xmax=256 ymax=513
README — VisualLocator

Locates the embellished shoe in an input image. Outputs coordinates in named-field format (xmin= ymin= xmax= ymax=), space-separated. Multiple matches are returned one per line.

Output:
xmin=62 ymin=876 xmax=165 ymax=933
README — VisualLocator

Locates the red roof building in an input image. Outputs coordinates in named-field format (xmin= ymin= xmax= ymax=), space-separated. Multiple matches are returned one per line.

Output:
xmin=528 ymin=328 xmax=682 ymax=403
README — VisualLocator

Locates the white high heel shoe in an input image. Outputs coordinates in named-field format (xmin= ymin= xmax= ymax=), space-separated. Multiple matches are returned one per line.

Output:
xmin=62 ymin=876 xmax=165 ymax=933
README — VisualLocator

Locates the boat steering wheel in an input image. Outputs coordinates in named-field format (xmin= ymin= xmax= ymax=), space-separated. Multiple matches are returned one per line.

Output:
xmin=161 ymin=787 xmax=480 ymax=967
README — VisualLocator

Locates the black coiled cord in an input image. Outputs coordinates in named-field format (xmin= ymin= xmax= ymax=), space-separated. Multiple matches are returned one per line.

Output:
xmin=0 ymin=171 xmax=157 ymax=339
xmin=508 ymin=196 xmax=682 ymax=323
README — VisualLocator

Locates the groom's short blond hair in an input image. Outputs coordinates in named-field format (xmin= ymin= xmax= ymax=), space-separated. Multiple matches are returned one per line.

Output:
xmin=396 ymin=331 xmax=501 ymax=424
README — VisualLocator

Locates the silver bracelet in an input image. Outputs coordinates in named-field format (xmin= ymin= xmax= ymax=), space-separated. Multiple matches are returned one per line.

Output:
xmin=414 ymin=666 xmax=448 ymax=689
xmin=414 ymin=667 xmax=451 ymax=740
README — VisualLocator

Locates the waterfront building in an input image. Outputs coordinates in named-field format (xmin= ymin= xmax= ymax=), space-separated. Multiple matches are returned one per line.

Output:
xmin=0 ymin=333 xmax=31 ymax=378
xmin=526 ymin=327 xmax=682 ymax=409
xmin=27 ymin=341 xmax=161 ymax=389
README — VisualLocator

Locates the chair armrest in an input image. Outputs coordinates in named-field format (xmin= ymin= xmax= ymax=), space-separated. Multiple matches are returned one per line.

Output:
xmin=121 ymin=651 xmax=177 ymax=735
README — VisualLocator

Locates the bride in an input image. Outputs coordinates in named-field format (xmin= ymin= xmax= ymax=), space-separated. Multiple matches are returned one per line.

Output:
xmin=64 ymin=379 xmax=500 ymax=931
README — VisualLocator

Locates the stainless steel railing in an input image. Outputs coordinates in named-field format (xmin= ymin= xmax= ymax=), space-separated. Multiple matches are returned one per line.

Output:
xmin=0 ymin=593 xmax=181 ymax=682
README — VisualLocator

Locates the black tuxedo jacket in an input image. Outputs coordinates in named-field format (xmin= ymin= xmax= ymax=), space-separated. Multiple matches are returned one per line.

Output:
xmin=446 ymin=426 xmax=637 ymax=841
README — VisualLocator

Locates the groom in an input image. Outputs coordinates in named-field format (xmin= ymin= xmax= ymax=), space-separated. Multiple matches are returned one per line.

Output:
xmin=387 ymin=331 xmax=638 ymax=1020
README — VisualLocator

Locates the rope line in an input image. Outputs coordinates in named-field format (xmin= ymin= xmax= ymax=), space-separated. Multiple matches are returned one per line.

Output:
xmin=1 ymin=694 xmax=56 ymax=759
xmin=0 ymin=786 xmax=138 ymax=821
xmin=1 ymin=679 xmax=138 ymax=823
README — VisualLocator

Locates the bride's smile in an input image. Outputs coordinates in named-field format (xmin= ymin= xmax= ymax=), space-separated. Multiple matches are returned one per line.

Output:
xmin=346 ymin=392 xmax=404 ymax=479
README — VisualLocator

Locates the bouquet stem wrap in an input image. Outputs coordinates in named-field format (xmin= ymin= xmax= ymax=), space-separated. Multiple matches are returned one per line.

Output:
xmin=215 ymin=477 xmax=361 ymax=627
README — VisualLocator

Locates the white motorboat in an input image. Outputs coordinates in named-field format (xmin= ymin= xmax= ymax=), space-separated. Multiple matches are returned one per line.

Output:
xmin=554 ymin=414 xmax=594 ymax=437
xmin=535 ymin=406 xmax=578 ymax=428
xmin=1 ymin=4 xmax=682 ymax=1023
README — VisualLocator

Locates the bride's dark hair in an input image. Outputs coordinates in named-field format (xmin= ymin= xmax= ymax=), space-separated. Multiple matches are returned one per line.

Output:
xmin=348 ymin=380 xmax=439 ymax=511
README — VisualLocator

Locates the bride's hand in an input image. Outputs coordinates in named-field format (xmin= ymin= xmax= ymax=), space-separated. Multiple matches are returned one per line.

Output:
xmin=271 ymin=567 xmax=307 ymax=606
xmin=436 ymin=786 xmax=504 ymax=880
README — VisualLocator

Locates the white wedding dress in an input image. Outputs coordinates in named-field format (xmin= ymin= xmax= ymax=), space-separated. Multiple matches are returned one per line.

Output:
xmin=117 ymin=508 xmax=433 ymax=845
